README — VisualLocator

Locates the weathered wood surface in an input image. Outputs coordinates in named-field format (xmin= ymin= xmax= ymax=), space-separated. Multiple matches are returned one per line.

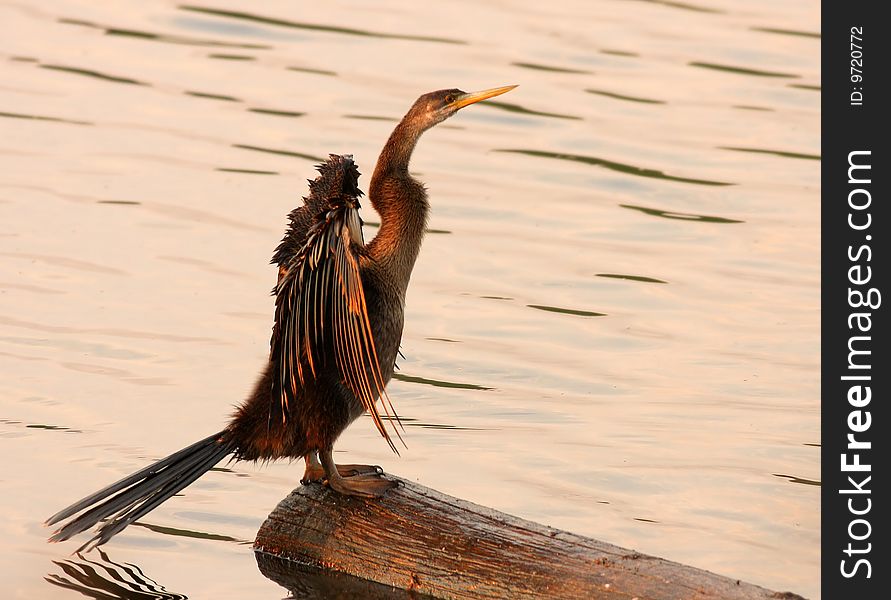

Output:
xmin=255 ymin=474 xmax=806 ymax=600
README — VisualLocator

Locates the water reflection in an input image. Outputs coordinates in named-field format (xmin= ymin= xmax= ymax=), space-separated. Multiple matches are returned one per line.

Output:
xmin=484 ymin=101 xmax=582 ymax=121
xmin=286 ymin=66 xmax=337 ymax=77
xmin=639 ymin=0 xmax=723 ymax=14
xmin=719 ymin=147 xmax=820 ymax=161
xmin=772 ymin=474 xmax=821 ymax=487
xmin=688 ymin=61 xmax=799 ymax=79
xmin=58 ymin=17 xmax=272 ymax=49
xmin=184 ymin=91 xmax=241 ymax=102
xmin=497 ymin=149 xmax=733 ymax=186
xmin=619 ymin=203 xmax=744 ymax=224
xmin=247 ymin=108 xmax=305 ymax=118
xmin=207 ymin=53 xmax=256 ymax=61
xmin=585 ymin=89 xmax=666 ymax=104
xmin=39 ymin=64 xmax=148 ymax=86
xmin=750 ymin=26 xmax=820 ymax=39
xmin=131 ymin=521 xmax=248 ymax=544
xmin=391 ymin=372 xmax=492 ymax=391
xmin=527 ymin=304 xmax=606 ymax=318
xmin=595 ymin=273 xmax=668 ymax=284
xmin=511 ymin=62 xmax=591 ymax=75
xmin=233 ymin=144 xmax=324 ymax=162
xmin=0 ymin=111 xmax=92 ymax=126
xmin=256 ymin=552 xmax=433 ymax=600
xmin=216 ymin=168 xmax=279 ymax=176
xmin=178 ymin=5 xmax=465 ymax=45
xmin=3 ymin=0 xmax=819 ymax=595
xmin=46 ymin=551 xmax=187 ymax=600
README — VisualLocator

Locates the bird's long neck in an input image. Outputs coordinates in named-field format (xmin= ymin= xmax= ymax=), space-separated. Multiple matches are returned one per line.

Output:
xmin=366 ymin=117 xmax=430 ymax=293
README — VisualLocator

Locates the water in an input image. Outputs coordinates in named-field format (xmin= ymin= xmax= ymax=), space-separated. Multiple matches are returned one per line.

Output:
xmin=1 ymin=0 xmax=819 ymax=598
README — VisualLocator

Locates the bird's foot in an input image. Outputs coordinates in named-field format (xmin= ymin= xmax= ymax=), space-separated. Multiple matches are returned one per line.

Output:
xmin=301 ymin=462 xmax=382 ymax=485
xmin=325 ymin=472 xmax=398 ymax=498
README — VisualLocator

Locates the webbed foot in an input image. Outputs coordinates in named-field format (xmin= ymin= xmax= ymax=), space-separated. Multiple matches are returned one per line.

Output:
xmin=301 ymin=452 xmax=382 ymax=484
xmin=317 ymin=447 xmax=397 ymax=498
xmin=326 ymin=472 xmax=398 ymax=497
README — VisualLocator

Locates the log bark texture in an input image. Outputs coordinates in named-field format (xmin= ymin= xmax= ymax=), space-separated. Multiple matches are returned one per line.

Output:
xmin=254 ymin=474 xmax=806 ymax=600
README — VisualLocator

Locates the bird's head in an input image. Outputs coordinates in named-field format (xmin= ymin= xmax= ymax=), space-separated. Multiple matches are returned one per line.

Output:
xmin=408 ymin=85 xmax=517 ymax=130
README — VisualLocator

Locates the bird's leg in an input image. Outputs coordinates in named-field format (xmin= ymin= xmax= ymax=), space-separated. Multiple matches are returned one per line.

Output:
xmin=301 ymin=451 xmax=383 ymax=485
xmin=301 ymin=453 xmax=325 ymax=484
xmin=319 ymin=447 xmax=397 ymax=497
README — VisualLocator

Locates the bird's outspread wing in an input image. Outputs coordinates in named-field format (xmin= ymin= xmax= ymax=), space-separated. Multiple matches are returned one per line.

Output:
xmin=271 ymin=155 xmax=402 ymax=451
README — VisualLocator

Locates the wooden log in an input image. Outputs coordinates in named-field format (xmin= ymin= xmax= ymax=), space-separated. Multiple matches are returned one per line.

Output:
xmin=254 ymin=474 xmax=807 ymax=600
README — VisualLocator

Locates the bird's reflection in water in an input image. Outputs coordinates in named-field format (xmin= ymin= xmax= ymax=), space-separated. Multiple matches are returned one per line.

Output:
xmin=255 ymin=552 xmax=432 ymax=600
xmin=45 ymin=549 xmax=187 ymax=600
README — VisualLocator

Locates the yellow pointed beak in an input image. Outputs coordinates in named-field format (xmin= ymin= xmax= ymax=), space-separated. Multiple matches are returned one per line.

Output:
xmin=449 ymin=85 xmax=518 ymax=110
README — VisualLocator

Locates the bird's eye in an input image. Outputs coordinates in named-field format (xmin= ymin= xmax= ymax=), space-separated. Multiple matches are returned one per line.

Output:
xmin=444 ymin=94 xmax=455 ymax=104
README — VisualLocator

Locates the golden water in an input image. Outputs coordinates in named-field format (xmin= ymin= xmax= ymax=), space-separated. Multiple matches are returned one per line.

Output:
xmin=1 ymin=0 xmax=819 ymax=597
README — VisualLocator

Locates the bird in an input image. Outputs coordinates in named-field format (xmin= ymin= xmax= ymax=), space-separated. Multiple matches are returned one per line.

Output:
xmin=45 ymin=85 xmax=517 ymax=551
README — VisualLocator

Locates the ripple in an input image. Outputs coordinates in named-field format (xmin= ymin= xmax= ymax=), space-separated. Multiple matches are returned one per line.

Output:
xmin=40 ymin=64 xmax=148 ymax=86
xmin=391 ymin=372 xmax=492 ymax=391
xmin=61 ymin=362 xmax=173 ymax=386
xmin=158 ymin=255 xmax=250 ymax=278
xmin=719 ymin=146 xmax=820 ymax=161
xmin=26 ymin=423 xmax=81 ymax=433
xmin=363 ymin=221 xmax=450 ymax=235
xmin=619 ymin=203 xmax=744 ymax=224
xmin=133 ymin=521 xmax=247 ymax=543
xmin=0 ymin=350 xmax=46 ymax=362
xmin=485 ymin=101 xmax=582 ymax=121
xmin=511 ymin=61 xmax=590 ymax=74
xmin=1 ymin=419 xmax=81 ymax=433
xmin=207 ymin=53 xmax=255 ymax=60
xmin=46 ymin=550 xmax=188 ymax=600
xmin=406 ymin=422 xmax=488 ymax=431
xmin=498 ymin=149 xmax=733 ymax=186
xmin=216 ymin=167 xmax=279 ymax=175
xmin=58 ymin=17 xmax=271 ymax=48
xmin=586 ymin=89 xmax=665 ymax=104
xmin=0 ymin=334 xmax=152 ymax=360
xmin=527 ymin=304 xmax=606 ymax=317
xmin=286 ymin=65 xmax=337 ymax=76
xmin=233 ymin=143 xmax=324 ymax=162
xmin=0 ymin=111 xmax=91 ymax=126
xmin=635 ymin=0 xmax=723 ymax=13
xmin=248 ymin=108 xmax=305 ymax=118
xmin=0 ymin=315 xmax=224 ymax=343
xmin=143 ymin=201 xmax=270 ymax=233
xmin=773 ymin=473 xmax=820 ymax=487
xmin=185 ymin=90 xmax=241 ymax=102
xmin=689 ymin=61 xmax=799 ymax=79
xmin=751 ymin=26 xmax=820 ymax=39
xmin=1 ymin=252 xmax=127 ymax=275
xmin=179 ymin=5 xmax=466 ymax=45
xmin=596 ymin=273 xmax=667 ymax=284
xmin=344 ymin=114 xmax=398 ymax=122
xmin=733 ymin=105 xmax=774 ymax=112
xmin=788 ymin=83 xmax=820 ymax=91
xmin=600 ymin=49 xmax=639 ymax=57
xmin=0 ymin=281 xmax=66 ymax=294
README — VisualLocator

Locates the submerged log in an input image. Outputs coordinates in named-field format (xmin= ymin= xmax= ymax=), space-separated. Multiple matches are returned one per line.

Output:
xmin=254 ymin=474 xmax=806 ymax=600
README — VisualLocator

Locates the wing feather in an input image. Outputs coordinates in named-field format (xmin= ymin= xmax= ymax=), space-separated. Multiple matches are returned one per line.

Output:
xmin=270 ymin=156 xmax=403 ymax=451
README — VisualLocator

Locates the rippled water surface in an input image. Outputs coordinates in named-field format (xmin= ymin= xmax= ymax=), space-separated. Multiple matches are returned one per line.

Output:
xmin=1 ymin=1 xmax=819 ymax=598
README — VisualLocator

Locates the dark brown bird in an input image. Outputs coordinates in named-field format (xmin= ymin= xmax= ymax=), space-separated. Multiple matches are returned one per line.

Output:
xmin=46 ymin=85 xmax=517 ymax=550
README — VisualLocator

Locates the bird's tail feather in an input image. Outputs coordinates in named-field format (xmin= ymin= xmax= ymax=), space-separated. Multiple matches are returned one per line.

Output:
xmin=46 ymin=430 xmax=234 ymax=551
